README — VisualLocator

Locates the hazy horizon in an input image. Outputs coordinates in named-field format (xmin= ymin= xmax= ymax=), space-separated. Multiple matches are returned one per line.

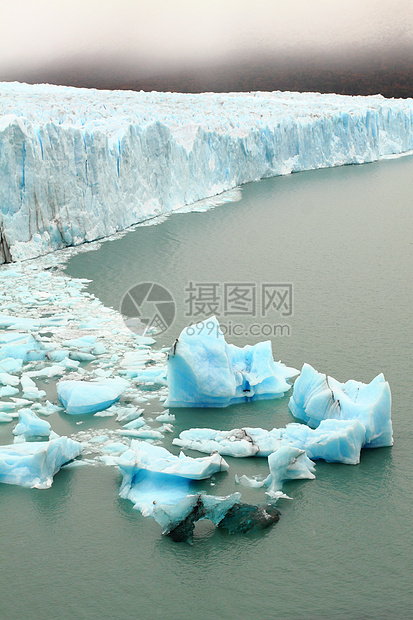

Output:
xmin=1 ymin=0 xmax=412 ymax=96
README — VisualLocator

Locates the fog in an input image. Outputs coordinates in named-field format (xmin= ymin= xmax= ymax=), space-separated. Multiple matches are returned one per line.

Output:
xmin=1 ymin=0 xmax=412 ymax=77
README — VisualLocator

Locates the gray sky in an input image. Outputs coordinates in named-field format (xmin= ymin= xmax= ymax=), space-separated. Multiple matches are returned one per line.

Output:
xmin=1 ymin=0 xmax=412 ymax=77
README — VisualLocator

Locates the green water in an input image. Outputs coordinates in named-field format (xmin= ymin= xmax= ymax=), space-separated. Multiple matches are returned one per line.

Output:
xmin=2 ymin=156 xmax=413 ymax=619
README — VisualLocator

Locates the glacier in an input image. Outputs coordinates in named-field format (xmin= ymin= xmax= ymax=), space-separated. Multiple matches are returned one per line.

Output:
xmin=166 ymin=316 xmax=298 ymax=407
xmin=1 ymin=82 xmax=413 ymax=263
xmin=289 ymin=363 xmax=393 ymax=448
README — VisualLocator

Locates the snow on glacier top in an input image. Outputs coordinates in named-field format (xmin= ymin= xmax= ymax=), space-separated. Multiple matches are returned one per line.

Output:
xmin=0 ymin=81 xmax=405 ymax=139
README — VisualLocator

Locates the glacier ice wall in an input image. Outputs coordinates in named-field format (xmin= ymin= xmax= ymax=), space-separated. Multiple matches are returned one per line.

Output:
xmin=1 ymin=82 xmax=413 ymax=263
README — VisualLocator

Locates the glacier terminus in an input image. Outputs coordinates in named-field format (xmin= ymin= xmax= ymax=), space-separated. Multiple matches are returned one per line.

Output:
xmin=0 ymin=82 xmax=412 ymax=263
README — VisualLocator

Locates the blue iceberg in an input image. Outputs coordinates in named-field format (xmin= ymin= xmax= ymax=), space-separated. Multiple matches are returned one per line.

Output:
xmin=117 ymin=442 xmax=229 ymax=521
xmin=13 ymin=408 xmax=52 ymax=440
xmin=0 ymin=332 xmax=45 ymax=362
xmin=237 ymin=446 xmax=316 ymax=496
xmin=265 ymin=446 xmax=316 ymax=494
xmin=57 ymin=378 xmax=129 ymax=415
xmin=283 ymin=419 xmax=366 ymax=465
xmin=174 ymin=418 xmax=366 ymax=464
xmin=166 ymin=316 xmax=298 ymax=407
xmin=289 ymin=363 xmax=393 ymax=448
xmin=0 ymin=437 xmax=82 ymax=488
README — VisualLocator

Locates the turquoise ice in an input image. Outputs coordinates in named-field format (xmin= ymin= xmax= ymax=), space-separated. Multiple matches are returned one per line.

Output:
xmin=57 ymin=378 xmax=129 ymax=415
xmin=0 ymin=437 xmax=82 ymax=488
xmin=289 ymin=363 xmax=393 ymax=448
xmin=166 ymin=316 xmax=298 ymax=407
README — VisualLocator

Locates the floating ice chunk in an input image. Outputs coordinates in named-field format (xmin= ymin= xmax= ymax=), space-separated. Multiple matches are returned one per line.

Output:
xmin=62 ymin=336 xmax=97 ymax=348
xmin=13 ymin=409 xmax=51 ymax=440
xmin=134 ymin=336 xmax=156 ymax=346
xmin=155 ymin=412 xmax=175 ymax=423
xmin=117 ymin=442 xmax=230 ymax=526
xmin=69 ymin=351 xmax=96 ymax=362
xmin=158 ymin=423 xmax=174 ymax=433
xmin=115 ymin=407 xmax=144 ymax=423
xmin=0 ymin=358 xmax=23 ymax=374
xmin=122 ymin=418 xmax=146 ymax=430
xmin=214 ymin=498 xmax=281 ymax=535
xmin=153 ymin=493 xmax=241 ymax=541
xmin=166 ymin=316 xmax=298 ymax=407
xmin=0 ymin=412 xmax=13 ymax=422
xmin=100 ymin=442 xmax=129 ymax=454
xmin=174 ymin=419 xmax=366 ymax=464
xmin=57 ymin=378 xmax=129 ymax=415
xmin=117 ymin=441 xmax=229 ymax=480
xmin=118 ymin=429 xmax=164 ymax=440
xmin=235 ymin=474 xmax=268 ymax=488
xmin=0 ymin=437 xmax=82 ymax=488
xmin=0 ymin=385 xmax=19 ymax=397
xmin=173 ymin=427 xmax=282 ymax=457
xmin=236 ymin=446 xmax=316 ymax=496
xmin=153 ymin=492 xmax=281 ymax=542
xmin=0 ymin=372 xmax=20 ymax=386
xmin=31 ymin=400 xmax=63 ymax=416
xmin=47 ymin=350 xmax=70 ymax=362
xmin=289 ymin=363 xmax=393 ymax=447
xmin=26 ymin=364 xmax=67 ymax=379
xmin=136 ymin=367 xmax=167 ymax=385
xmin=283 ymin=419 xmax=366 ymax=465
xmin=265 ymin=446 xmax=316 ymax=495
xmin=88 ymin=434 xmax=109 ymax=444
xmin=0 ymin=333 xmax=45 ymax=362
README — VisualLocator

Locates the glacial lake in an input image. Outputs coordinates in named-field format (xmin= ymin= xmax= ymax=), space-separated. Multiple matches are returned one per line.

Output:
xmin=2 ymin=154 xmax=412 ymax=619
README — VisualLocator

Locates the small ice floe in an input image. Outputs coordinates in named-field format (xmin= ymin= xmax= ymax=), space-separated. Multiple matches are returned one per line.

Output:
xmin=289 ymin=363 xmax=393 ymax=448
xmin=0 ymin=437 xmax=82 ymax=488
xmin=12 ymin=408 xmax=52 ymax=441
xmin=236 ymin=446 xmax=315 ymax=497
xmin=0 ymin=332 xmax=45 ymax=362
xmin=166 ymin=316 xmax=298 ymax=407
xmin=57 ymin=378 xmax=129 ymax=415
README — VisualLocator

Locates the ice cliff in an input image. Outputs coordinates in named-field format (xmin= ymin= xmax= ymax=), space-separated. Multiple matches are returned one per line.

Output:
xmin=1 ymin=82 xmax=412 ymax=263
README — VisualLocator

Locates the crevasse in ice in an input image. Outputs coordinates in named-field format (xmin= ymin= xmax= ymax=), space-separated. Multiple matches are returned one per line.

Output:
xmin=1 ymin=82 xmax=413 ymax=263
xmin=166 ymin=316 xmax=298 ymax=407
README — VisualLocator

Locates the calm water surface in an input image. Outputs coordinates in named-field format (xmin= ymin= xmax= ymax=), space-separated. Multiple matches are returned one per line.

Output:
xmin=1 ymin=156 xmax=412 ymax=619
